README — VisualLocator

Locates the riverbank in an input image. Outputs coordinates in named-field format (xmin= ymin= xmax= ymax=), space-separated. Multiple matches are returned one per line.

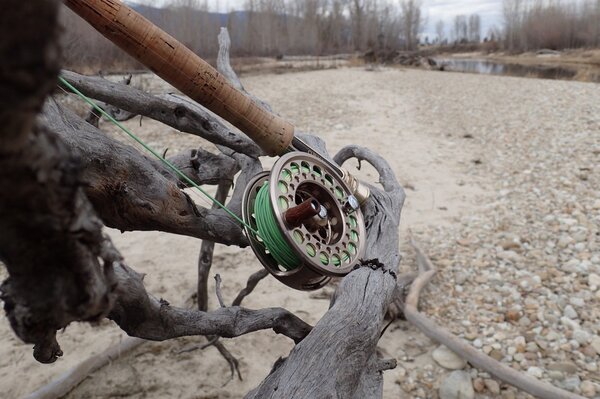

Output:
xmin=1 ymin=67 xmax=599 ymax=398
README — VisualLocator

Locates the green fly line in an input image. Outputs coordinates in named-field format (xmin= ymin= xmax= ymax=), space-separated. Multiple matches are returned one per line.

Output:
xmin=254 ymin=180 xmax=341 ymax=270
xmin=59 ymin=75 xmax=310 ymax=270
xmin=253 ymin=182 xmax=300 ymax=270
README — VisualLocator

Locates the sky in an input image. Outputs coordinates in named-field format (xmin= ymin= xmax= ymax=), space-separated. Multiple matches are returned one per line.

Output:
xmin=421 ymin=0 xmax=503 ymax=39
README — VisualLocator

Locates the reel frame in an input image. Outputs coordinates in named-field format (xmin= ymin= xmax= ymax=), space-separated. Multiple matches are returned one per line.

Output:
xmin=242 ymin=152 xmax=367 ymax=291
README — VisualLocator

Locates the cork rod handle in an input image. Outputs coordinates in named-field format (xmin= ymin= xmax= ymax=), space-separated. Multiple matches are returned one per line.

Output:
xmin=65 ymin=0 xmax=294 ymax=156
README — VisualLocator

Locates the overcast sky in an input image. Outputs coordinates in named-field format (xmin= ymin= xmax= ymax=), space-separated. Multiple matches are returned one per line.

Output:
xmin=421 ymin=0 xmax=503 ymax=38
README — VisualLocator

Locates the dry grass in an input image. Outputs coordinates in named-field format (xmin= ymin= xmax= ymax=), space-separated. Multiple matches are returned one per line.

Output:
xmin=574 ymin=67 xmax=600 ymax=82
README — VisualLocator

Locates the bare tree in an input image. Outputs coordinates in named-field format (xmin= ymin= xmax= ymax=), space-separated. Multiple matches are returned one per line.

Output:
xmin=502 ymin=0 xmax=523 ymax=50
xmin=435 ymin=19 xmax=445 ymax=44
xmin=468 ymin=13 xmax=481 ymax=43
xmin=399 ymin=0 xmax=423 ymax=50
xmin=453 ymin=14 xmax=468 ymax=43
xmin=501 ymin=0 xmax=600 ymax=51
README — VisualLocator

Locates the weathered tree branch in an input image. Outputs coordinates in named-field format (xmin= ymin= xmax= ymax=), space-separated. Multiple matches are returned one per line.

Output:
xmin=167 ymin=147 xmax=238 ymax=188
xmin=84 ymin=74 xmax=135 ymax=127
xmin=232 ymin=269 xmax=270 ymax=307
xmin=216 ymin=27 xmax=273 ymax=113
xmin=108 ymin=261 xmax=312 ymax=344
xmin=216 ymin=27 xmax=244 ymax=92
xmin=60 ymin=69 xmax=263 ymax=157
xmin=246 ymin=263 xmax=398 ymax=398
xmin=41 ymin=99 xmax=248 ymax=246
xmin=197 ymin=181 xmax=233 ymax=311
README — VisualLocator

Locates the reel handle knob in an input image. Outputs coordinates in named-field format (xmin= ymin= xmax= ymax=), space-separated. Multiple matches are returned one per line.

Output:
xmin=284 ymin=199 xmax=320 ymax=227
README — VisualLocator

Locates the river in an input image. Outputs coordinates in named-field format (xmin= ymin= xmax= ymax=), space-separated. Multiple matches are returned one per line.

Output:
xmin=434 ymin=57 xmax=599 ymax=82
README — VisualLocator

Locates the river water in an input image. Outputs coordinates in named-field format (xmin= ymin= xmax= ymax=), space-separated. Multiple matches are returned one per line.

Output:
xmin=434 ymin=58 xmax=599 ymax=82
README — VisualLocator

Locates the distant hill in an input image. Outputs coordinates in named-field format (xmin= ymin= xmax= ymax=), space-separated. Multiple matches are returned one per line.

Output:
xmin=127 ymin=1 xmax=248 ymax=28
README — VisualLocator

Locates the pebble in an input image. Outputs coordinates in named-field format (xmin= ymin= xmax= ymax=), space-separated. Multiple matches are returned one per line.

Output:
xmin=505 ymin=309 xmax=521 ymax=321
xmin=527 ymin=366 xmax=544 ymax=378
xmin=558 ymin=236 xmax=573 ymax=248
xmin=432 ymin=345 xmax=467 ymax=370
xmin=501 ymin=391 xmax=516 ymax=399
xmin=561 ymin=316 xmax=580 ymax=330
xmin=498 ymin=250 xmax=520 ymax=263
xmin=548 ymin=361 xmax=578 ymax=374
xmin=573 ymin=330 xmax=591 ymax=345
xmin=581 ymin=380 xmax=596 ymax=397
xmin=591 ymin=336 xmax=600 ymax=354
xmin=558 ymin=375 xmax=581 ymax=392
xmin=569 ymin=297 xmax=585 ymax=308
xmin=588 ymin=273 xmax=600 ymax=290
xmin=439 ymin=371 xmax=474 ymax=399
xmin=514 ymin=336 xmax=526 ymax=347
xmin=563 ymin=305 xmax=578 ymax=319
xmin=484 ymin=379 xmax=500 ymax=395
xmin=548 ymin=370 xmax=565 ymax=381
xmin=489 ymin=349 xmax=503 ymax=361
xmin=473 ymin=377 xmax=485 ymax=393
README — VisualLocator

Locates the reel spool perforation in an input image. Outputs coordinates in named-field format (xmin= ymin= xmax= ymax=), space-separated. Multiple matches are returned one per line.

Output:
xmin=242 ymin=153 xmax=366 ymax=291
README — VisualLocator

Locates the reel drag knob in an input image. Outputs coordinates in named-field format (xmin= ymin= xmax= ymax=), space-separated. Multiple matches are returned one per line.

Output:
xmin=241 ymin=153 xmax=367 ymax=291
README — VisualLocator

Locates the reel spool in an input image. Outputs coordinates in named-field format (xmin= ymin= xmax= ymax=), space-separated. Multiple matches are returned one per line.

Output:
xmin=242 ymin=152 xmax=367 ymax=291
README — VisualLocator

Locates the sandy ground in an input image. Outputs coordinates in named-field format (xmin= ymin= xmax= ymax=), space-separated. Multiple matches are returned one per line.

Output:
xmin=1 ymin=67 xmax=598 ymax=398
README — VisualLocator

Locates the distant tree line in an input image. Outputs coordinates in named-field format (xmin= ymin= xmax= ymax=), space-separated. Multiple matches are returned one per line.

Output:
xmin=59 ymin=0 xmax=600 ymax=72
xmin=432 ymin=14 xmax=482 ymax=45
xmin=434 ymin=1 xmax=599 ymax=52
xmin=60 ymin=0 xmax=424 ymax=72
xmin=502 ymin=0 xmax=600 ymax=51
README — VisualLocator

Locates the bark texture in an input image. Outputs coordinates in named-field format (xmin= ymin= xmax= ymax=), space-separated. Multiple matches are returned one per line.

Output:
xmin=107 ymin=261 xmax=312 ymax=343
xmin=0 ymin=0 xmax=117 ymax=364
xmin=41 ymin=100 xmax=247 ymax=246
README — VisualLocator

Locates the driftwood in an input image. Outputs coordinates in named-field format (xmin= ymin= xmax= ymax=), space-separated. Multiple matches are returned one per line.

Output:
xmin=40 ymin=99 xmax=247 ymax=246
xmin=197 ymin=181 xmax=233 ymax=311
xmin=84 ymin=74 xmax=135 ymax=127
xmin=60 ymin=69 xmax=262 ymax=157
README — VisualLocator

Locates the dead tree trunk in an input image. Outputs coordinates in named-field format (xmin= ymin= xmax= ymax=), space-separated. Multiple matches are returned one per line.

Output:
xmin=0 ymin=0 xmax=117 ymax=364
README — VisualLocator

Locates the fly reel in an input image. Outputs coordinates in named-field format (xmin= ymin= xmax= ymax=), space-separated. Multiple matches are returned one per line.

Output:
xmin=242 ymin=152 xmax=367 ymax=291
